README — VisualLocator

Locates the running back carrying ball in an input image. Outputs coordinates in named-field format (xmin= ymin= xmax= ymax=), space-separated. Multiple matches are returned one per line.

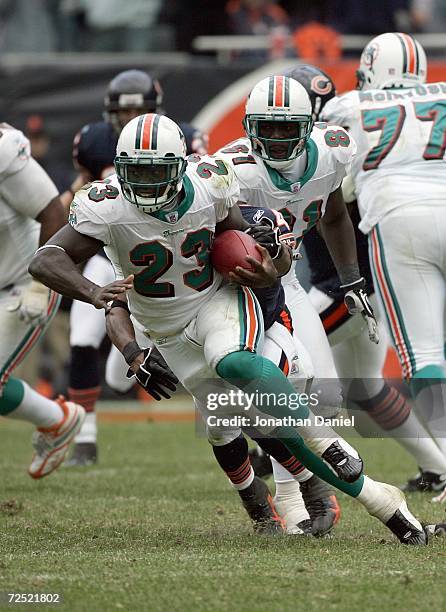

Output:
xmin=211 ymin=230 xmax=262 ymax=279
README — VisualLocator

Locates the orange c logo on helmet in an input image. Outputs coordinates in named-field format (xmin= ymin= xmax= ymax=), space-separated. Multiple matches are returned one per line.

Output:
xmin=310 ymin=76 xmax=333 ymax=95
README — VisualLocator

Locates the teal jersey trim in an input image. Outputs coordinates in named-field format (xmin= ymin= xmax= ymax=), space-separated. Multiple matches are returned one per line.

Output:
xmin=149 ymin=174 xmax=195 ymax=223
xmin=374 ymin=227 xmax=416 ymax=377
xmin=263 ymin=138 xmax=319 ymax=193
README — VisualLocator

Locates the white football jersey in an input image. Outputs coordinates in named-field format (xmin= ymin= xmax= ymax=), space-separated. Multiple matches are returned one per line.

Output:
xmin=322 ymin=83 xmax=446 ymax=234
xmin=0 ymin=124 xmax=58 ymax=287
xmin=217 ymin=125 xmax=356 ymax=243
xmin=69 ymin=155 xmax=239 ymax=336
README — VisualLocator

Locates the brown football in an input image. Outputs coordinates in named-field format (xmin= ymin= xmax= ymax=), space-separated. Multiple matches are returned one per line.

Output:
xmin=211 ymin=230 xmax=262 ymax=279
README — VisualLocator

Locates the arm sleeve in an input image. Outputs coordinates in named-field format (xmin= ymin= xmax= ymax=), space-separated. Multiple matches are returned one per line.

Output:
xmin=68 ymin=192 xmax=111 ymax=245
xmin=0 ymin=156 xmax=58 ymax=220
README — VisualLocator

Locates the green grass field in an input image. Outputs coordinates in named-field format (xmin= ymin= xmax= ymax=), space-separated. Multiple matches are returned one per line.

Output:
xmin=1 ymin=404 xmax=446 ymax=612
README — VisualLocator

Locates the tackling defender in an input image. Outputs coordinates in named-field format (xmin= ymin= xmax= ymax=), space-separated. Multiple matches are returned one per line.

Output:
xmin=0 ymin=123 xmax=84 ymax=477
xmin=30 ymin=114 xmax=430 ymax=544
xmin=321 ymin=34 xmax=446 ymax=500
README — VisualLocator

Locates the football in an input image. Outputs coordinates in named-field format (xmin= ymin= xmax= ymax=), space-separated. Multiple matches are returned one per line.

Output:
xmin=211 ymin=230 xmax=262 ymax=279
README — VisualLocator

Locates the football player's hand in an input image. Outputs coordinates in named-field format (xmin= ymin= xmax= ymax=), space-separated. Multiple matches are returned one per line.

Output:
xmin=229 ymin=244 xmax=278 ymax=288
xmin=126 ymin=347 xmax=179 ymax=400
xmin=342 ymin=278 xmax=379 ymax=344
xmin=245 ymin=219 xmax=282 ymax=259
xmin=7 ymin=280 xmax=50 ymax=325
xmin=91 ymin=275 xmax=134 ymax=310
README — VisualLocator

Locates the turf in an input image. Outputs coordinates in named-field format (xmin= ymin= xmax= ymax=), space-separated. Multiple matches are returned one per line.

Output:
xmin=1 ymin=407 xmax=446 ymax=612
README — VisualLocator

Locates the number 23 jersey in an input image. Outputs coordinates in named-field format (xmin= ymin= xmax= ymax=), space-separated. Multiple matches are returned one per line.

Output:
xmin=216 ymin=125 xmax=356 ymax=242
xmin=69 ymin=156 xmax=239 ymax=336
xmin=322 ymin=84 xmax=446 ymax=234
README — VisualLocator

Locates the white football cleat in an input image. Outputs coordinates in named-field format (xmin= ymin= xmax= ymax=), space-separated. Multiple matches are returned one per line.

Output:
xmin=357 ymin=476 xmax=427 ymax=545
xmin=28 ymin=397 xmax=86 ymax=479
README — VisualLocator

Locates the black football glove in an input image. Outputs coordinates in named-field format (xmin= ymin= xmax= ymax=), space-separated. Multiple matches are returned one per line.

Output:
xmin=126 ymin=347 xmax=179 ymax=400
xmin=341 ymin=277 xmax=379 ymax=344
xmin=245 ymin=218 xmax=282 ymax=259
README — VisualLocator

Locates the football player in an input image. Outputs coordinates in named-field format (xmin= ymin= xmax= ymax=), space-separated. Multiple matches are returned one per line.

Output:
xmin=30 ymin=114 xmax=430 ymax=544
xmin=287 ymin=64 xmax=446 ymax=493
xmin=321 ymin=34 xmax=446 ymax=500
xmin=0 ymin=123 xmax=84 ymax=477
xmin=62 ymin=69 xmax=209 ymax=466
xmin=215 ymin=74 xmax=379 ymax=516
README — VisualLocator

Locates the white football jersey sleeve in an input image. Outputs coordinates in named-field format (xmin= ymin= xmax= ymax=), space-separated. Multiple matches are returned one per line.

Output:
xmin=0 ymin=125 xmax=59 ymax=286
xmin=323 ymin=84 xmax=446 ymax=233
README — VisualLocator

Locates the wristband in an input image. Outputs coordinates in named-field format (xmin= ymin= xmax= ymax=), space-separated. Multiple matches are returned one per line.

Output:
xmin=105 ymin=299 xmax=131 ymax=316
xmin=340 ymin=277 xmax=366 ymax=291
xmin=122 ymin=340 xmax=143 ymax=366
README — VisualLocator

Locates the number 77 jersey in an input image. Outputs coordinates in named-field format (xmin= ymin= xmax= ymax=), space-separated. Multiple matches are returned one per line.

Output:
xmin=322 ymin=84 xmax=446 ymax=234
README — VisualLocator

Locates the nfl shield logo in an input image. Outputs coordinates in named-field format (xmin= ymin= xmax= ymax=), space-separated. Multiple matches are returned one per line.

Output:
xmin=166 ymin=211 xmax=179 ymax=223
xmin=291 ymin=182 xmax=301 ymax=193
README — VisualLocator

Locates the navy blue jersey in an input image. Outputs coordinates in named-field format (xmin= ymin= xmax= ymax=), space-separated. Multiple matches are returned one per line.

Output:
xmin=303 ymin=206 xmax=374 ymax=301
xmin=239 ymin=206 xmax=293 ymax=331
xmin=73 ymin=120 xmax=207 ymax=181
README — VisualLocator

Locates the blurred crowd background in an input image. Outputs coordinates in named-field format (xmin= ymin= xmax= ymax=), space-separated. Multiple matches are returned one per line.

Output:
xmin=0 ymin=0 xmax=445 ymax=55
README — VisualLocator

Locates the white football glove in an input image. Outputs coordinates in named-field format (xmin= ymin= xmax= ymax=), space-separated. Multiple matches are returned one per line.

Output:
xmin=7 ymin=280 xmax=50 ymax=325
xmin=341 ymin=278 xmax=379 ymax=344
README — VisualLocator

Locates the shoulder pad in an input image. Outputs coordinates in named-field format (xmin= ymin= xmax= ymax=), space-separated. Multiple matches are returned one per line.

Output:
xmin=311 ymin=123 xmax=356 ymax=165
xmin=190 ymin=154 xmax=236 ymax=191
xmin=0 ymin=125 xmax=30 ymax=178
xmin=216 ymin=138 xmax=251 ymax=157
xmin=74 ymin=175 xmax=121 ymax=204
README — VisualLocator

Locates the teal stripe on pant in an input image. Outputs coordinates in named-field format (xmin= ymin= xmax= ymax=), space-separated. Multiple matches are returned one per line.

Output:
xmin=370 ymin=226 xmax=416 ymax=378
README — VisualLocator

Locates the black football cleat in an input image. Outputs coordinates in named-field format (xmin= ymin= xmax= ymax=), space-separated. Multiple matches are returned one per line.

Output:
xmin=299 ymin=475 xmax=341 ymax=537
xmin=239 ymin=476 xmax=285 ymax=535
xmin=386 ymin=509 xmax=428 ymax=545
xmin=322 ymin=441 xmax=363 ymax=483
xmin=402 ymin=469 xmax=446 ymax=492
xmin=294 ymin=519 xmax=313 ymax=535
xmin=64 ymin=442 xmax=97 ymax=467
xmin=248 ymin=447 xmax=273 ymax=479
xmin=425 ymin=523 xmax=446 ymax=537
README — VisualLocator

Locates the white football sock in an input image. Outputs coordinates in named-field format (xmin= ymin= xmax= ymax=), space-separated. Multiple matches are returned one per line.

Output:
xmin=274 ymin=479 xmax=310 ymax=533
xmin=271 ymin=456 xmax=312 ymax=483
xmin=8 ymin=382 xmax=64 ymax=428
xmin=74 ymin=412 xmax=97 ymax=444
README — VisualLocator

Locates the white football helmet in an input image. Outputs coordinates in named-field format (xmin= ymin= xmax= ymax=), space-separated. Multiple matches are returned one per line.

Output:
xmin=356 ymin=32 xmax=427 ymax=91
xmin=115 ymin=113 xmax=187 ymax=213
xmin=243 ymin=75 xmax=313 ymax=170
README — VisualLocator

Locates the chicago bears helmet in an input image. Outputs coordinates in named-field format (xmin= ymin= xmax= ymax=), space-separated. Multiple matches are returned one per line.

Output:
xmin=284 ymin=64 xmax=336 ymax=121
xmin=104 ymin=69 xmax=163 ymax=133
